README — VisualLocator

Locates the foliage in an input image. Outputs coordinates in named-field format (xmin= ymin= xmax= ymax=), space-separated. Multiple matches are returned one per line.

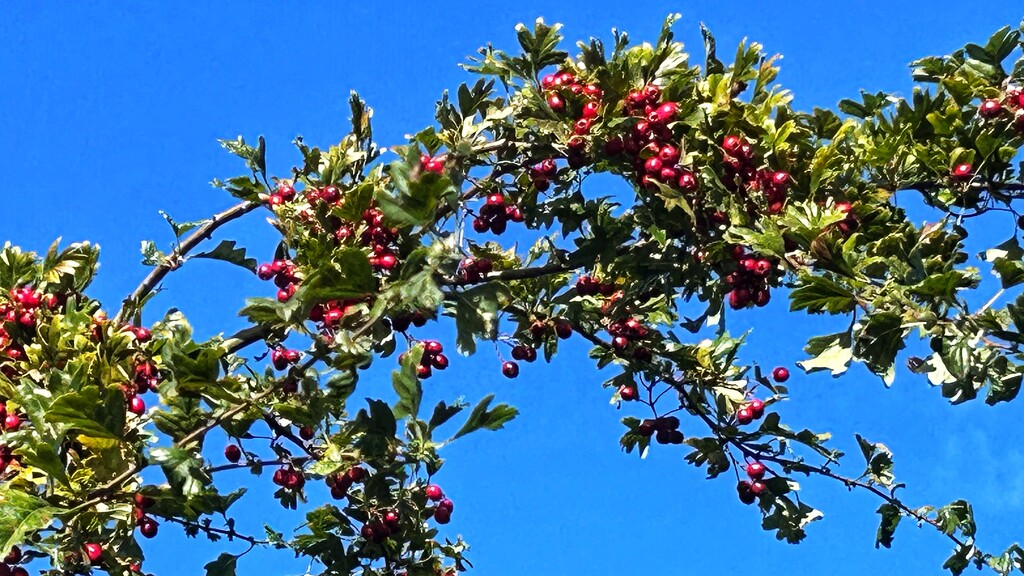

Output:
xmin=1 ymin=14 xmax=1024 ymax=576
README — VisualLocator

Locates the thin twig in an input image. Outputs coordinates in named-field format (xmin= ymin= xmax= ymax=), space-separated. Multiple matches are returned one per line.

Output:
xmin=114 ymin=200 xmax=262 ymax=323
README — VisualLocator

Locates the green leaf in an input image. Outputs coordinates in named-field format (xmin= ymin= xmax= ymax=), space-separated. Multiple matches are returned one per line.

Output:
xmin=451 ymin=394 xmax=518 ymax=440
xmin=0 ymin=492 xmax=57 ymax=559
xmin=447 ymin=283 xmax=507 ymax=355
xmin=150 ymin=447 xmax=212 ymax=497
xmin=298 ymin=248 xmax=375 ymax=306
xmin=684 ymin=437 xmax=730 ymax=478
xmin=855 ymin=434 xmax=897 ymax=488
xmin=140 ymin=240 xmax=165 ymax=266
xmin=392 ymin=347 xmax=424 ymax=420
xmin=854 ymin=312 xmax=906 ymax=378
xmin=798 ymin=337 xmax=853 ymax=377
xmin=46 ymin=386 xmax=126 ymax=439
xmin=204 ymin=553 xmax=238 ymax=576
xmin=875 ymin=503 xmax=901 ymax=549
xmin=789 ymin=275 xmax=858 ymax=314
xmin=194 ymin=240 xmax=257 ymax=272
xmin=428 ymin=400 xmax=466 ymax=431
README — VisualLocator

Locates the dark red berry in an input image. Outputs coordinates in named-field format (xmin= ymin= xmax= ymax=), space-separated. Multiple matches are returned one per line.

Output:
xmin=772 ymin=367 xmax=790 ymax=383
xmin=224 ymin=444 xmax=241 ymax=463
xmin=501 ymin=361 xmax=519 ymax=378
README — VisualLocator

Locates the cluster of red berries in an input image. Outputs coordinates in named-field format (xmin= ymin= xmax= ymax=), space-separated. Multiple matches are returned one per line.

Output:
xmin=132 ymin=493 xmax=159 ymax=539
xmin=541 ymin=70 xmax=601 ymax=168
xmin=272 ymin=466 xmax=306 ymax=490
xmin=736 ymin=398 xmax=766 ymax=425
xmin=359 ymin=206 xmax=402 ymax=272
xmin=266 ymin=183 xmax=298 ymax=207
xmin=425 ymin=484 xmax=455 ymax=525
xmin=529 ymin=318 xmax=574 ymax=341
xmin=270 ymin=347 xmax=301 ymax=371
xmin=472 ymin=193 xmax=524 ymax=235
xmin=257 ymin=259 xmax=301 ymax=303
xmin=720 ymin=135 xmax=792 ymax=215
xmin=0 ymin=546 xmax=27 ymax=576
xmin=607 ymin=317 xmax=652 ymax=362
xmin=737 ymin=461 xmax=770 ymax=504
xmin=725 ymin=247 xmax=778 ymax=309
xmin=308 ymin=298 xmax=372 ymax=333
xmin=977 ymin=88 xmax=1024 ymax=132
xmin=638 ymin=415 xmax=684 ymax=444
xmin=123 ymin=358 xmax=161 ymax=416
xmin=327 ymin=465 xmax=367 ymax=500
xmin=0 ymin=287 xmax=63 ymax=377
xmin=420 ymin=154 xmax=446 ymax=175
xmin=0 ymin=401 xmax=22 ymax=433
xmin=389 ymin=310 xmax=429 ymax=332
xmin=575 ymin=275 xmax=616 ymax=297
xmin=456 ymin=257 xmax=493 ymax=283
xmin=602 ymin=85 xmax=697 ymax=195
xmin=406 ymin=340 xmax=448 ymax=379
xmin=529 ymin=158 xmax=559 ymax=191
xmin=360 ymin=509 xmax=402 ymax=544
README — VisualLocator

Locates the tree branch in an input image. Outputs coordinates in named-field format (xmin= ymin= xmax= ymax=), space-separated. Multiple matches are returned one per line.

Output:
xmin=114 ymin=200 xmax=262 ymax=323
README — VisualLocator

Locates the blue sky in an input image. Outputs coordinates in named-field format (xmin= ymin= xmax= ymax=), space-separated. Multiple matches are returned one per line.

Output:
xmin=2 ymin=2 xmax=1024 ymax=575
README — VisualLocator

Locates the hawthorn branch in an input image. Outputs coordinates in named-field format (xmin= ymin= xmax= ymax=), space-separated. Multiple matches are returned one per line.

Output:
xmin=161 ymin=515 xmax=270 ymax=546
xmin=114 ymin=200 xmax=262 ymax=323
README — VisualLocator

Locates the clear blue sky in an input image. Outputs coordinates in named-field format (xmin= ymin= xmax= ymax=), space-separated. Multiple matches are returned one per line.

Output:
xmin=2 ymin=2 xmax=1023 ymax=575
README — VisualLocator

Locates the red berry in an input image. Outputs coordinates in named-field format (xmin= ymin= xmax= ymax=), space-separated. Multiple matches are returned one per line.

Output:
xmin=425 ymin=484 xmax=444 ymax=501
xmin=979 ymin=99 xmax=1004 ymax=118
xmin=750 ymin=480 xmax=768 ymax=495
xmin=583 ymin=84 xmax=602 ymax=99
xmin=736 ymin=407 xmax=754 ymax=425
xmin=749 ymin=399 xmax=765 ymax=419
xmin=433 ymin=506 xmax=451 ymax=524
xmin=677 ymin=171 xmax=698 ymax=191
xmin=619 ymin=385 xmax=637 ymax=401
xmin=299 ymin=425 xmax=315 ymax=440
xmin=257 ymin=263 xmax=275 ymax=280
xmin=574 ymin=118 xmax=592 ymax=135
xmin=377 ymin=254 xmax=398 ymax=270
xmin=4 ymin=545 xmax=22 ymax=564
xmin=224 ymin=444 xmax=241 ymax=463
xmin=722 ymin=135 xmax=743 ymax=154
xmin=541 ymin=74 xmax=557 ymax=89
xmin=346 ymin=466 xmax=367 ymax=482
xmin=737 ymin=481 xmax=756 ymax=504
xmin=139 ymin=517 xmax=159 ymax=538
xmin=772 ymin=171 xmax=790 ymax=187
xmin=746 ymin=461 xmax=767 ymax=481
xmin=952 ymin=163 xmax=973 ymax=179
xmin=554 ymin=320 xmax=573 ymax=339
xmin=511 ymin=345 xmax=528 ymax=360
xmin=3 ymin=413 xmax=20 ymax=431
xmin=654 ymin=102 xmax=678 ymax=123
xmin=84 ymin=543 xmax=103 ymax=563
xmin=547 ymin=93 xmax=565 ymax=112
xmin=128 ymin=396 xmax=146 ymax=416
xmin=772 ymin=366 xmax=790 ymax=383
xmin=582 ymin=101 xmax=600 ymax=119
xmin=384 ymin=510 xmax=400 ymax=529
xmin=644 ymin=157 xmax=663 ymax=174
xmin=501 ymin=361 xmax=519 ymax=378
xmin=658 ymin=144 xmax=680 ymax=165
xmin=438 ymin=498 xmax=454 ymax=513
